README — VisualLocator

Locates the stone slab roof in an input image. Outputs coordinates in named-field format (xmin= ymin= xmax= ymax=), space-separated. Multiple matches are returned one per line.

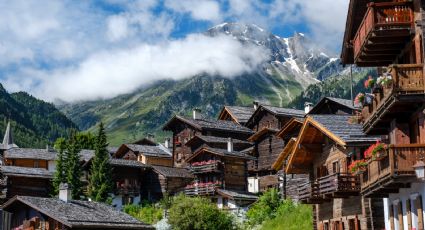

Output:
xmin=190 ymin=147 xmax=256 ymax=161
xmin=2 ymin=196 xmax=153 ymax=229
xmin=125 ymin=144 xmax=172 ymax=158
xmin=222 ymin=106 xmax=255 ymax=124
xmin=310 ymin=115 xmax=379 ymax=143
xmin=0 ymin=166 xmax=53 ymax=179
xmin=216 ymin=189 xmax=258 ymax=201
xmin=4 ymin=148 xmax=57 ymax=161
xmin=151 ymin=165 xmax=194 ymax=178
xmin=109 ymin=159 xmax=150 ymax=169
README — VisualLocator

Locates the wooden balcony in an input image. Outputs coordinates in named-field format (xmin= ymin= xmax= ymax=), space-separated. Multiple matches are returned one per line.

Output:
xmin=361 ymin=144 xmax=425 ymax=197
xmin=297 ymin=181 xmax=322 ymax=204
xmin=362 ymin=64 xmax=425 ymax=134
xmin=189 ymin=161 xmax=222 ymax=174
xmin=184 ymin=183 xmax=221 ymax=196
xmin=318 ymin=173 xmax=360 ymax=198
xmin=115 ymin=184 xmax=140 ymax=196
xmin=353 ymin=2 xmax=413 ymax=67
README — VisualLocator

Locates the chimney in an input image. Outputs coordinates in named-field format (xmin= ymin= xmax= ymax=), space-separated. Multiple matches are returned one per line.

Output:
xmin=46 ymin=145 xmax=54 ymax=152
xmin=59 ymin=183 xmax=72 ymax=202
xmin=304 ymin=102 xmax=313 ymax=114
xmin=253 ymin=101 xmax=259 ymax=110
xmin=147 ymin=133 xmax=155 ymax=142
xmin=193 ymin=108 xmax=202 ymax=120
xmin=227 ymin=138 xmax=233 ymax=152
xmin=164 ymin=138 xmax=170 ymax=148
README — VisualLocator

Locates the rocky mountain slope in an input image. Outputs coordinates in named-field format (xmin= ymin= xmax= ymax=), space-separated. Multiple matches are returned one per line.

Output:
xmin=0 ymin=84 xmax=78 ymax=148
xmin=59 ymin=23 xmax=368 ymax=146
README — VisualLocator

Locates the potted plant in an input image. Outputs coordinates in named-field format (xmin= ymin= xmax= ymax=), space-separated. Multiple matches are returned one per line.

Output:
xmin=364 ymin=141 xmax=388 ymax=161
xmin=364 ymin=76 xmax=376 ymax=89
xmin=354 ymin=93 xmax=365 ymax=107
xmin=348 ymin=159 xmax=368 ymax=175
xmin=377 ymin=74 xmax=393 ymax=88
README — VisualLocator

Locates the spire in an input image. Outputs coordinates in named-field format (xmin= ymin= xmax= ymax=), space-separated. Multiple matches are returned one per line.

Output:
xmin=2 ymin=121 xmax=17 ymax=149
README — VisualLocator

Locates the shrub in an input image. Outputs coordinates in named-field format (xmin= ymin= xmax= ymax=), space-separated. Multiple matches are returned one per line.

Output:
xmin=260 ymin=201 xmax=313 ymax=230
xmin=168 ymin=194 xmax=235 ymax=230
xmin=246 ymin=188 xmax=281 ymax=226
xmin=123 ymin=203 xmax=163 ymax=225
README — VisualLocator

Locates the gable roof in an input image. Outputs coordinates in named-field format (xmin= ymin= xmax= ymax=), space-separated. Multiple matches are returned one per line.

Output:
xmin=218 ymin=106 xmax=255 ymax=124
xmin=308 ymin=97 xmax=360 ymax=115
xmin=247 ymin=127 xmax=279 ymax=142
xmin=187 ymin=147 xmax=256 ymax=162
xmin=246 ymin=105 xmax=304 ymax=128
xmin=1 ymin=166 xmax=53 ymax=179
xmin=185 ymin=135 xmax=252 ymax=147
xmin=4 ymin=148 xmax=57 ymax=161
xmin=163 ymin=115 xmax=254 ymax=135
xmin=115 ymin=144 xmax=172 ymax=158
xmin=216 ymin=189 xmax=258 ymax=201
xmin=109 ymin=159 xmax=150 ymax=169
xmin=151 ymin=165 xmax=194 ymax=178
xmin=2 ymin=196 xmax=153 ymax=229
xmin=275 ymin=117 xmax=304 ymax=139
xmin=272 ymin=138 xmax=297 ymax=171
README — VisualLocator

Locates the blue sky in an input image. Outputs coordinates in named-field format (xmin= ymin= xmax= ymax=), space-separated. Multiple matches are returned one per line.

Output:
xmin=0 ymin=0 xmax=349 ymax=102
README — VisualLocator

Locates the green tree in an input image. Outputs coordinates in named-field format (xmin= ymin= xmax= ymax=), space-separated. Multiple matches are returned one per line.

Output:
xmin=76 ymin=132 xmax=96 ymax=150
xmin=66 ymin=132 xmax=83 ymax=199
xmin=52 ymin=137 xmax=67 ymax=196
xmin=168 ymin=194 xmax=235 ymax=230
xmin=246 ymin=188 xmax=282 ymax=226
xmin=88 ymin=123 xmax=112 ymax=202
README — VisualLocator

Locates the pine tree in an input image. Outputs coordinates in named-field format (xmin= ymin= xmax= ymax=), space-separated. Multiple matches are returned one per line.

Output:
xmin=88 ymin=123 xmax=112 ymax=202
xmin=66 ymin=132 xmax=83 ymax=199
xmin=52 ymin=138 xmax=67 ymax=196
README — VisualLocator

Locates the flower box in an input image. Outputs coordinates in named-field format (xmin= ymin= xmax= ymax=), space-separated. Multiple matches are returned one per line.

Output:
xmin=348 ymin=160 xmax=368 ymax=175
xmin=364 ymin=141 xmax=388 ymax=161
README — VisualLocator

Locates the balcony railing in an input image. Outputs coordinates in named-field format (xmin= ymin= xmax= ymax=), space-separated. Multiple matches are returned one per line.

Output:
xmin=362 ymin=64 xmax=425 ymax=132
xmin=189 ymin=161 xmax=222 ymax=174
xmin=353 ymin=2 xmax=413 ymax=66
xmin=184 ymin=183 xmax=221 ymax=196
xmin=297 ymin=181 xmax=321 ymax=204
xmin=115 ymin=184 xmax=140 ymax=196
xmin=318 ymin=173 xmax=360 ymax=196
xmin=361 ymin=144 xmax=425 ymax=196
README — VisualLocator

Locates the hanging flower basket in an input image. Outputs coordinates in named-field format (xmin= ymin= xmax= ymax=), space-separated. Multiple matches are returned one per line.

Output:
xmin=354 ymin=93 xmax=365 ymax=107
xmin=364 ymin=76 xmax=376 ymax=89
xmin=348 ymin=160 xmax=368 ymax=175
xmin=377 ymin=74 xmax=393 ymax=88
xmin=374 ymin=149 xmax=387 ymax=161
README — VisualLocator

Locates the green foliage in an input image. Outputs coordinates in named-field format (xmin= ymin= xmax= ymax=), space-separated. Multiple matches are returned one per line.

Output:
xmin=168 ymin=194 xmax=235 ymax=230
xmin=65 ymin=132 xmax=83 ymax=199
xmin=0 ymin=85 xmax=77 ymax=148
xmin=52 ymin=138 xmax=67 ymax=196
xmin=246 ymin=188 xmax=281 ymax=226
xmin=75 ymin=132 xmax=96 ymax=150
xmin=123 ymin=203 xmax=163 ymax=225
xmin=88 ymin=123 xmax=112 ymax=202
xmin=260 ymin=201 xmax=313 ymax=230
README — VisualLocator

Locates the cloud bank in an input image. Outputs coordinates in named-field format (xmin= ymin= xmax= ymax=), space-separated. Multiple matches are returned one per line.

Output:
xmin=0 ymin=0 xmax=349 ymax=102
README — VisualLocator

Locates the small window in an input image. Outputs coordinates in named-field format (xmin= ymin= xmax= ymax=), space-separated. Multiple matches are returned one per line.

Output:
xmin=34 ymin=160 xmax=39 ymax=168
xmin=332 ymin=161 xmax=340 ymax=174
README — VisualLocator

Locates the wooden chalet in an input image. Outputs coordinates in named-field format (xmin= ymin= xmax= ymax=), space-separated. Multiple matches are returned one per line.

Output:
xmin=114 ymin=144 xmax=173 ymax=167
xmin=217 ymin=105 xmax=255 ymax=125
xmin=141 ymin=165 xmax=193 ymax=201
xmin=286 ymin=114 xmax=383 ymax=229
xmin=1 ymin=185 xmax=153 ymax=230
xmin=308 ymin=97 xmax=360 ymax=115
xmin=244 ymin=104 xmax=305 ymax=193
xmin=183 ymin=139 xmax=257 ymax=210
xmin=341 ymin=0 xmax=425 ymax=229
xmin=163 ymin=109 xmax=254 ymax=167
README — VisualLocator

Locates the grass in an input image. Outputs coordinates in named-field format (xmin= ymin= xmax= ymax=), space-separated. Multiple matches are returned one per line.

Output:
xmin=260 ymin=203 xmax=313 ymax=230
xmin=123 ymin=203 xmax=163 ymax=225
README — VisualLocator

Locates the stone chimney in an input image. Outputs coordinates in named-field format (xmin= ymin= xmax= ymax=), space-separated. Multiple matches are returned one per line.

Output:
xmin=227 ymin=138 xmax=233 ymax=152
xmin=147 ymin=133 xmax=155 ymax=142
xmin=59 ymin=183 xmax=72 ymax=202
xmin=193 ymin=108 xmax=202 ymax=120
xmin=164 ymin=138 xmax=171 ymax=148
xmin=253 ymin=101 xmax=259 ymax=110
xmin=304 ymin=102 xmax=313 ymax=114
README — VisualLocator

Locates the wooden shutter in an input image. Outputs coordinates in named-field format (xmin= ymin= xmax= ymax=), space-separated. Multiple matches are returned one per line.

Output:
xmin=416 ymin=196 xmax=424 ymax=230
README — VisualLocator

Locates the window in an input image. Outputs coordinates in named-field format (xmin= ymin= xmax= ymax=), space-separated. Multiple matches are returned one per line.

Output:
xmin=332 ymin=161 xmax=340 ymax=174
xmin=223 ymin=198 xmax=228 ymax=207
xmin=122 ymin=195 xmax=134 ymax=205
xmin=34 ymin=160 xmax=39 ymax=168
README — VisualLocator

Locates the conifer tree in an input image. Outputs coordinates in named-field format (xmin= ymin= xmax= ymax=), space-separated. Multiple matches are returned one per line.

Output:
xmin=52 ymin=138 xmax=67 ymax=196
xmin=88 ymin=123 xmax=112 ymax=202
xmin=66 ymin=132 xmax=83 ymax=199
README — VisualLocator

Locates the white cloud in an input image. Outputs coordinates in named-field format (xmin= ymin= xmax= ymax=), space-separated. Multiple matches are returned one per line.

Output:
xmin=165 ymin=0 xmax=222 ymax=22
xmin=4 ymin=34 xmax=269 ymax=102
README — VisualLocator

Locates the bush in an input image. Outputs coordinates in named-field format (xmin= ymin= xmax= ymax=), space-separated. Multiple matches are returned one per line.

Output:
xmin=168 ymin=194 xmax=236 ymax=230
xmin=123 ymin=203 xmax=163 ymax=224
xmin=246 ymin=188 xmax=281 ymax=226
xmin=260 ymin=201 xmax=313 ymax=230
